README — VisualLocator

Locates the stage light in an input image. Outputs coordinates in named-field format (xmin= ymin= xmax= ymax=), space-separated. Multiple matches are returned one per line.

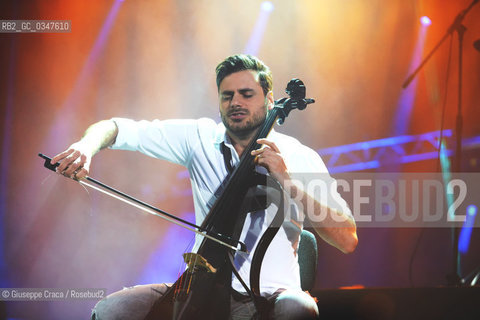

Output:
xmin=42 ymin=0 xmax=124 ymax=154
xmin=420 ymin=16 xmax=431 ymax=26
xmin=243 ymin=1 xmax=274 ymax=55
xmin=261 ymin=1 xmax=274 ymax=12
xmin=393 ymin=14 xmax=430 ymax=141
xmin=467 ymin=205 xmax=477 ymax=216
xmin=458 ymin=205 xmax=477 ymax=254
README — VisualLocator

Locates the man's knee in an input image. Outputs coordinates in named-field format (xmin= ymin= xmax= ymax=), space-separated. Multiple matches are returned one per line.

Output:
xmin=91 ymin=284 xmax=169 ymax=320
xmin=272 ymin=290 xmax=319 ymax=320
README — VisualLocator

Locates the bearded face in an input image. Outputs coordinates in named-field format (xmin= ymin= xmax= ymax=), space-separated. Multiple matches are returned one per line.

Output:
xmin=220 ymin=98 xmax=268 ymax=137
xmin=218 ymin=70 xmax=272 ymax=140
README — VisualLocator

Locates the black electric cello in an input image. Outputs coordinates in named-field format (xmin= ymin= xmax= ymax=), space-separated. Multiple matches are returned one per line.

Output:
xmin=154 ymin=78 xmax=315 ymax=320
xmin=39 ymin=79 xmax=314 ymax=319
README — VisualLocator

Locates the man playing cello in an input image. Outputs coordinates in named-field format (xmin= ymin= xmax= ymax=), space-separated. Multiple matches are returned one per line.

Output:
xmin=52 ymin=54 xmax=357 ymax=319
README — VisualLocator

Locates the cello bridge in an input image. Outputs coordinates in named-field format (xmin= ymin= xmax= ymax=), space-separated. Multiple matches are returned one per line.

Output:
xmin=182 ymin=253 xmax=217 ymax=273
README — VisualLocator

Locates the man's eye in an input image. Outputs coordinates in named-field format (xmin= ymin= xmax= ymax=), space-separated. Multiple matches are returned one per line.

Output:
xmin=222 ymin=95 xmax=232 ymax=101
xmin=243 ymin=94 xmax=253 ymax=98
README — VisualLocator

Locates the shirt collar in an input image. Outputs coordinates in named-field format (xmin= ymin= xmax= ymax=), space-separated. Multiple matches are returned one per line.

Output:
xmin=214 ymin=122 xmax=229 ymax=146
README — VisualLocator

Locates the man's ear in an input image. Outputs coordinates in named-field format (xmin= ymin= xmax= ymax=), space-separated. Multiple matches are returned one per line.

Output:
xmin=266 ymin=91 xmax=274 ymax=110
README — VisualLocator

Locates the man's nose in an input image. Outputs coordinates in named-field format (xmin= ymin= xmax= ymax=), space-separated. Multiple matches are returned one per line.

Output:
xmin=230 ymin=93 xmax=242 ymax=107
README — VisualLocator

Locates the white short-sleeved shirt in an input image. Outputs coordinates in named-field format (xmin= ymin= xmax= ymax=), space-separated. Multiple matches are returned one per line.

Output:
xmin=110 ymin=117 xmax=349 ymax=295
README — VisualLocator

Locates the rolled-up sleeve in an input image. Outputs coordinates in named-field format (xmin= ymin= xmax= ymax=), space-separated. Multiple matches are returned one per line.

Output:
xmin=289 ymin=144 xmax=354 ymax=222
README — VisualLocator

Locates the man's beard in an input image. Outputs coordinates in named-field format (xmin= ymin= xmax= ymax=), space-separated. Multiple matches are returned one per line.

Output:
xmin=221 ymin=107 xmax=267 ymax=139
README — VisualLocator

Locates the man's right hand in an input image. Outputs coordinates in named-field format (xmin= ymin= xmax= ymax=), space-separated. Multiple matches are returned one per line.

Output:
xmin=49 ymin=119 xmax=118 ymax=180
xmin=51 ymin=142 xmax=93 ymax=180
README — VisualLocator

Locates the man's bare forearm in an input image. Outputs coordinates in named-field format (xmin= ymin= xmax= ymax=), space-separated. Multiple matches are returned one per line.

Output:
xmin=283 ymin=179 xmax=358 ymax=254
xmin=249 ymin=138 xmax=358 ymax=254
xmin=80 ymin=119 xmax=119 ymax=156
xmin=51 ymin=120 xmax=118 ymax=179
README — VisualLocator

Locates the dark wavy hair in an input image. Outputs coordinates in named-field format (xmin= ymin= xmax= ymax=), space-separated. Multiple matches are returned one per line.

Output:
xmin=215 ymin=54 xmax=273 ymax=96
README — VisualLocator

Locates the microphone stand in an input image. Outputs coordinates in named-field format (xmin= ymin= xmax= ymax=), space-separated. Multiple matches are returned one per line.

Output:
xmin=402 ymin=0 xmax=479 ymax=287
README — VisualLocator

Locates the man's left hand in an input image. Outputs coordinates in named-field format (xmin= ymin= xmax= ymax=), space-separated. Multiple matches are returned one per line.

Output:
xmin=251 ymin=138 xmax=290 ymax=185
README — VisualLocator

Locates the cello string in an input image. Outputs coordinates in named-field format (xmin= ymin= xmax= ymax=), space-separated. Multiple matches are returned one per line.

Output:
xmin=175 ymin=237 xmax=196 ymax=298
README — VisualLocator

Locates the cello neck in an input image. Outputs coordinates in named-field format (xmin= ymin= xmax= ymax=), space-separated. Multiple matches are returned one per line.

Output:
xmin=234 ymin=107 xmax=280 ymax=173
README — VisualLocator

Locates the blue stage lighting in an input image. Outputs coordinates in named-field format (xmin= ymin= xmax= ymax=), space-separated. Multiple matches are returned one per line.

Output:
xmin=458 ymin=205 xmax=477 ymax=254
